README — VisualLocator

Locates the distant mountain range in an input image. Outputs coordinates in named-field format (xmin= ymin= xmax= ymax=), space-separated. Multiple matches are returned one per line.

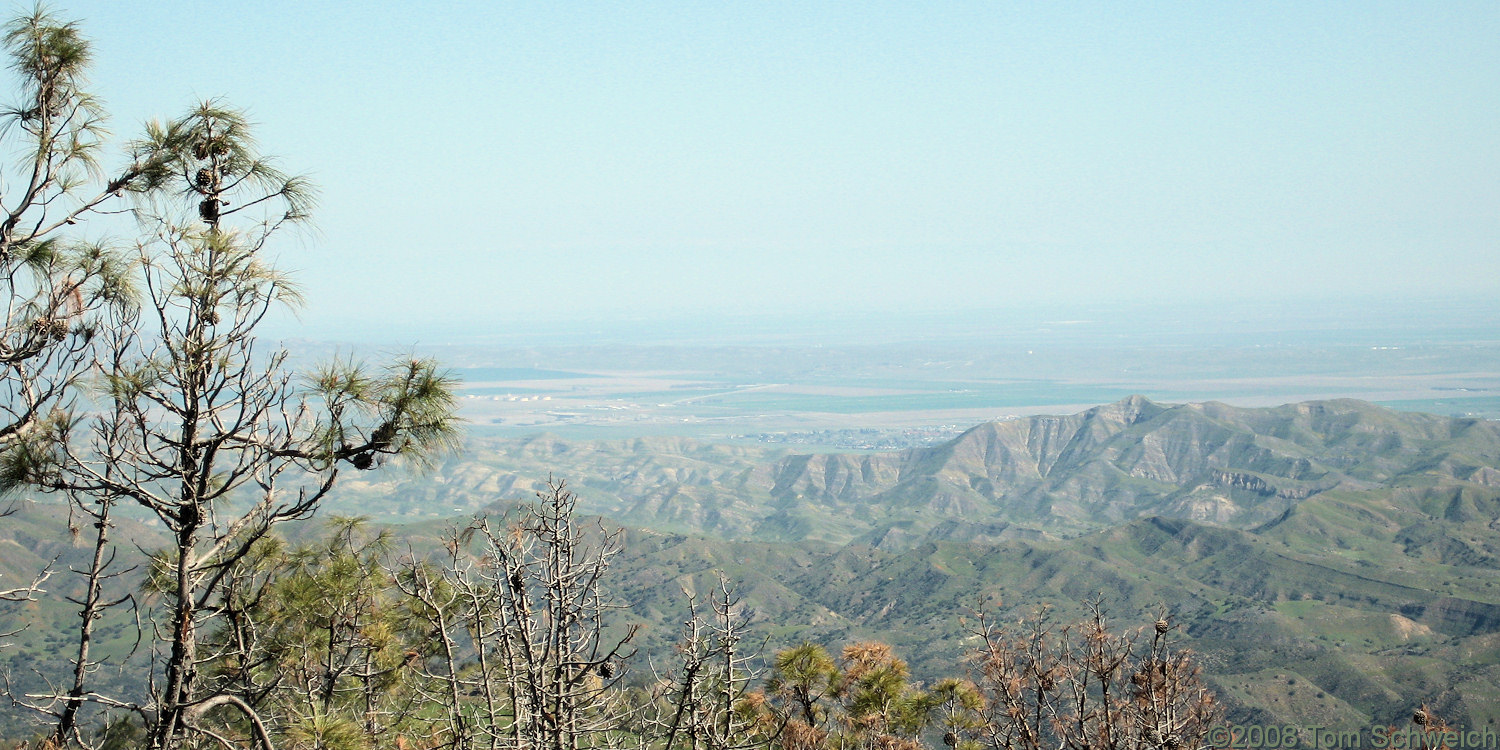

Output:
xmin=333 ymin=396 xmax=1500 ymax=547
xmin=289 ymin=396 xmax=1500 ymax=729
xmin=6 ymin=397 xmax=1500 ymax=734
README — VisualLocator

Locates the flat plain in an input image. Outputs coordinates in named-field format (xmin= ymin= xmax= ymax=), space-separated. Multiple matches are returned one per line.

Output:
xmin=352 ymin=299 xmax=1500 ymax=442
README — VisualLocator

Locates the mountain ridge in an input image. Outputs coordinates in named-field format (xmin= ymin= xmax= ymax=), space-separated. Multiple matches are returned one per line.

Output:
xmin=322 ymin=396 xmax=1500 ymax=550
xmin=8 ymin=396 xmax=1500 ymax=733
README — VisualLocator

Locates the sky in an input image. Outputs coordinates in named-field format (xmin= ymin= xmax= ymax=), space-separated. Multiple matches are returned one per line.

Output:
xmin=34 ymin=1 xmax=1500 ymax=342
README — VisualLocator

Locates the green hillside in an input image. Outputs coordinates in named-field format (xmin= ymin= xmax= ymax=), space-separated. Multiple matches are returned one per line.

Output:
xmin=7 ymin=397 xmax=1500 ymax=737
xmin=324 ymin=397 xmax=1500 ymax=548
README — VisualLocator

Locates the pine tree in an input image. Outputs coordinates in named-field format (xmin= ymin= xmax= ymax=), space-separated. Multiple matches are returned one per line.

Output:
xmin=7 ymin=82 xmax=458 ymax=750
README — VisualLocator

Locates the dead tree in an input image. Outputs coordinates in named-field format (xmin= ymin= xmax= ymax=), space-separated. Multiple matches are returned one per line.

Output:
xmin=648 ymin=575 xmax=770 ymax=750
xmin=394 ymin=542 xmax=478 ymax=750
xmin=965 ymin=603 xmax=1219 ymax=750
xmin=0 ymin=500 xmax=51 ymax=610
xmin=45 ymin=486 xmax=137 ymax=747
xmin=403 ymin=479 xmax=640 ymax=750
xmin=7 ymin=335 xmax=147 ymax=747
xmin=0 ymin=516 xmax=53 ymax=644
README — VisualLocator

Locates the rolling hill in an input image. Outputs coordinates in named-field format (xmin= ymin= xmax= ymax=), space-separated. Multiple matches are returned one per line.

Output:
xmin=328 ymin=397 xmax=1500 ymax=548
xmin=6 ymin=397 xmax=1500 ymax=736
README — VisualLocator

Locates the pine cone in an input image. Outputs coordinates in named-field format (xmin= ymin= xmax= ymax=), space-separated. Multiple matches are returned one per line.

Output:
xmin=31 ymin=317 xmax=68 ymax=341
xmin=371 ymin=419 xmax=396 ymax=450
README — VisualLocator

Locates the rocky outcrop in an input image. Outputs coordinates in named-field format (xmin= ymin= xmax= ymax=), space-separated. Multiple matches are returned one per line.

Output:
xmin=1209 ymin=470 xmax=1316 ymax=499
xmin=1212 ymin=470 xmax=1276 ymax=495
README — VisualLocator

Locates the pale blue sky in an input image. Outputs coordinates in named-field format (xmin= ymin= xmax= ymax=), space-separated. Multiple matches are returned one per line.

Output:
xmin=44 ymin=2 xmax=1500 ymax=341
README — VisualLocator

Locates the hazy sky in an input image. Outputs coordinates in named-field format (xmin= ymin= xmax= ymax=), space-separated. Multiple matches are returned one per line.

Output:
xmin=46 ymin=2 xmax=1500 ymax=341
